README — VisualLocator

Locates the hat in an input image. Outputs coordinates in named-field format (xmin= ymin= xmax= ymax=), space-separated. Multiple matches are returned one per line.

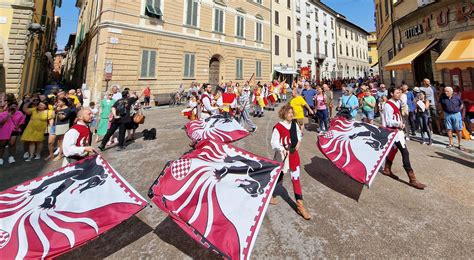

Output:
xmin=413 ymin=87 xmax=421 ymax=93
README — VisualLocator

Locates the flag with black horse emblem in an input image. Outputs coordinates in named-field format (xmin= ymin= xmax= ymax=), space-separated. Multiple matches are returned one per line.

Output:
xmin=149 ymin=140 xmax=283 ymax=260
xmin=186 ymin=115 xmax=249 ymax=144
xmin=317 ymin=117 xmax=397 ymax=186
xmin=0 ymin=155 xmax=147 ymax=259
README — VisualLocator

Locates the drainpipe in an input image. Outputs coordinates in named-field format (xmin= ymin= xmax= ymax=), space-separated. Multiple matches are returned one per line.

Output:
xmin=390 ymin=1 xmax=397 ymax=85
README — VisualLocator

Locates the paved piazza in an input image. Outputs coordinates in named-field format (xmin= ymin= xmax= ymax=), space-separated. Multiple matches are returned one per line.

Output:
xmin=2 ymin=106 xmax=473 ymax=259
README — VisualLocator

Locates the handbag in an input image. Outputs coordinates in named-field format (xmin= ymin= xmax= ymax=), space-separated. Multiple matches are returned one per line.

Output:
xmin=133 ymin=110 xmax=145 ymax=124
xmin=337 ymin=95 xmax=353 ymax=119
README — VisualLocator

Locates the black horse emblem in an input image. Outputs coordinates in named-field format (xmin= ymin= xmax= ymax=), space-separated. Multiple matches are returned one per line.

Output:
xmin=205 ymin=115 xmax=233 ymax=127
xmin=349 ymin=122 xmax=392 ymax=151
xmin=213 ymin=155 xmax=279 ymax=197
xmin=30 ymin=157 xmax=108 ymax=209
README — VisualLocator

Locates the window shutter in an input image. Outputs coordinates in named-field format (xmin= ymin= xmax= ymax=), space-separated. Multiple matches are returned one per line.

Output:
xmin=275 ymin=35 xmax=279 ymax=56
xmin=186 ymin=0 xmax=192 ymax=25
xmin=190 ymin=54 xmax=195 ymax=77
xmin=149 ymin=51 xmax=156 ymax=77
xmin=141 ymin=50 xmax=149 ymax=77
xmin=288 ymin=39 xmax=291 ymax=57
xmin=192 ymin=0 xmax=198 ymax=26
xmin=214 ymin=9 xmax=219 ymax=31
xmin=184 ymin=54 xmax=189 ymax=77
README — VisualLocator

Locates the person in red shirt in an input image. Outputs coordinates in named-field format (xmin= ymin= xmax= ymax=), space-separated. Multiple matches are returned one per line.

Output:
xmin=62 ymin=108 xmax=98 ymax=166
xmin=142 ymin=86 xmax=152 ymax=108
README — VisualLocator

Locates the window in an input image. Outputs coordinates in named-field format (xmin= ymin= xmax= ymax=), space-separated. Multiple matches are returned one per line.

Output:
xmin=314 ymin=8 xmax=318 ymax=21
xmin=185 ymin=0 xmax=198 ymax=27
xmin=236 ymin=59 xmax=243 ymax=79
xmin=352 ymin=47 xmax=354 ymax=57
xmin=256 ymin=22 xmax=263 ymax=42
xmin=306 ymin=3 xmax=310 ymax=17
xmin=256 ymin=0 xmax=262 ymax=4
xmin=287 ymin=0 xmax=291 ymax=9
xmin=338 ymin=25 xmax=341 ymax=36
xmin=356 ymin=48 xmax=359 ymax=58
xmin=213 ymin=8 xmax=224 ymax=33
xmin=306 ymin=35 xmax=311 ymax=54
xmin=296 ymin=17 xmax=300 ymax=26
xmin=384 ymin=0 xmax=389 ymax=16
xmin=140 ymin=49 xmax=156 ymax=78
xmin=296 ymin=33 xmax=301 ymax=52
xmin=324 ymin=30 xmax=327 ymax=36
xmin=339 ymin=44 xmax=342 ymax=54
xmin=324 ymin=42 xmax=328 ymax=56
xmin=306 ymin=22 xmax=310 ymax=30
xmin=368 ymin=46 xmax=371 ymax=51
xmin=346 ymin=45 xmax=349 ymax=56
xmin=388 ymin=49 xmax=393 ymax=60
xmin=331 ymin=18 xmax=334 ymax=29
xmin=351 ymin=31 xmax=353 ymax=40
xmin=345 ymin=28 xmax=348 ymax=38
xmin=287 ymin=39 xmax=291 ymax=57
xmin=331 ymin=33 xmax=334 ymax=39
xmin=296 ymin=0 xmax=300 ymax=12
xmin=379 ymin=4 xmax=383 ymax=26
xmin=145 ymin=0 xmax=162 ymax=19
xmin=369 ymin=56 xmax=372 ymax=64
xmin=287 ymin=16 xmax=291 ymax=30
xmin=332 ymin=44 xmax=335 ymax=58
xmin=236 ymin=15 xmax=245 ymax=37
xmin=275 ymin=35 xmax=279 ymax=55
xmin=183 ymin=53 xmax=195 ymax=78
xmin=275 ymin=11 xmax=279 ymax=25
xmin=256 ymin=60 xmax=262 ymax=78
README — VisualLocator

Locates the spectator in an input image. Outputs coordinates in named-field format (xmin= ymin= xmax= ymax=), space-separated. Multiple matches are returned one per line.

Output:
xmin=21 ymin=101 xmax=54 ymax=161
xmin=361 ymin=89 xmax=376 ymax=124
xmin=314 ymin=85 xmax=329 ymax=132
xmin=142 ymin=86 xmax=152 ymax=108
xmin=440 ymin=86 xmax=464 ymax=150
xmin=89 ymin=102 xmax=98 ymax=141
xmin=67 ymin=89 xmax=81 ymax=108
xmin=111 ymin=84 xmax=122 ymax=101
xmin=338 ymin=87 xmax=359 ymax=120
xmin=76 ymin=88 xmax=85 ymax=106
xmin=420 ymin=78 xmax=441 ymax=134
xmin=323 ymin=84 xmax=334 ymax=118
xmin=415 ymin=91 xmax=432 ymax=145
xmin=0 ymin=102 xmax=25 ymax=165
xmin=46 ymin=97 xmax=71 ymax=161
xmin=127 ymin=92 xmax=142 ymax=141
xmin=407 ymin=86 xmax=417 ymax=136
xmin=301 ymin=82 xmax=317 ymax=117
xmin=98 ymin=90 xmax=138 ymax=151
xmin=290 ymin=88 xmax=314 ymax=130
xmin=96 ymin=92 xmax=116 ymax=142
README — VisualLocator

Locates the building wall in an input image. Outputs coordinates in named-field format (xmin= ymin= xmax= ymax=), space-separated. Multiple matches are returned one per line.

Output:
xmin=272 ymin=0 xmax=295 ymax=71
xmin=74 ymin=0 xmax=272 ymax=102
xmin=382 ymin=0 xmax=474 ymax=89
xmin=336 ymin=19 xmax=370 ymax=79
xmin=293 ymin=0 xmax=337 ymax=81
xmin=368 ymin=32 xmax=378 ymax=67
xmin=374 ymin=0 xmax=395 ymax=84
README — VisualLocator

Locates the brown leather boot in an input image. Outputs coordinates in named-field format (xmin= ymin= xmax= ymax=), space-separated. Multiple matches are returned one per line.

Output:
xmin=269 ymin=197 xmax=279 ymax=205
xmin=296 ymin=200 xmax=311 ymax=220
xmin=407 ymin=170 xmax=427 ymax=190
xmin=382 ymin=160 xmax=399 ymax=180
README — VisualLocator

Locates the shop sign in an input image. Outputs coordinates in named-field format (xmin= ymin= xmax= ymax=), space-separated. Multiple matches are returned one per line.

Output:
xmin=423 ymin=1 xmax=474 ymax=29
xmin=405 ymin=24 xmax=424 ymax=39
xmin=300 ymin=67 xmax=311 ymax=80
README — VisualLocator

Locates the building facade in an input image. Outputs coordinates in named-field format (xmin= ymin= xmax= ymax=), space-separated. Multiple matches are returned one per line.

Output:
xmin=0 ymin=0 xmax=58 ymax=96
xmin=73 ymin=0 xmax=272 ymax=102
xmin=374 ymin=0 xmax=395 ymax=84
xmin=377 ymin=0 xmax=473 ymax=90
xmin=293 ymin=0 xmax=337 ymax=82
xmin=335 ymin=14 xmax=370 ymax=79
xmin=367 ymin=31 xmax=379 ymax=76
xmin=271 ymin=0 xmax=296 ymax=81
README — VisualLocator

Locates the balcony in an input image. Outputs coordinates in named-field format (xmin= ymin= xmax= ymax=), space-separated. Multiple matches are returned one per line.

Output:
xmin=314 ymin=53 xmax=327 ymax=62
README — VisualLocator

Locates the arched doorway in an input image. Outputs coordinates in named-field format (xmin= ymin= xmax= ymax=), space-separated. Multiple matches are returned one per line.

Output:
xmin=209 ymin=54 xmax=222 ymax=85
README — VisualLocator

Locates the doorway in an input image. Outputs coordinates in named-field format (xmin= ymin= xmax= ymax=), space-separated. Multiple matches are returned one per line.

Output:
xmin=209 ymin=55 xmax=221 ymax=85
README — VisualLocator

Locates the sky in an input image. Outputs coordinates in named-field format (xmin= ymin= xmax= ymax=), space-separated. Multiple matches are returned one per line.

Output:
xmin=54 ymin=0 xmax=375 ymax=51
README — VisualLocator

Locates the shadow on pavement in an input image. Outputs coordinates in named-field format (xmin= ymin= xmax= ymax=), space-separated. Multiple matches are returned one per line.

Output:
xmin=154 ymin=217 xmax=221 ymax=259
xmin=304 ymin=156 xmax=364 ymax=201
xmin=59 ymin=215 xmax=153 ymax=259
xmin=429 ymin=151 xmax=474 ymax=169
xmin=273 ymin=181 xmax=297 ymax=211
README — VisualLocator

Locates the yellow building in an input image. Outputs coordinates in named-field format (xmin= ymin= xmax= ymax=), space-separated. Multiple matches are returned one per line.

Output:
xmin=0 ymin=0 xmax=59 ymax=96
xmin=367 ymin=31 xmax=378 ymax=76
xmin=73 ymin=0 xmax=272 ymax=102
xmin=374 ymin=0 xmax=395 ymax=83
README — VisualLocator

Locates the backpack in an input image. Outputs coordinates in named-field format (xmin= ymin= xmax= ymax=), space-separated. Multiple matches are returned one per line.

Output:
xmin=116 ymin=100 xmax=127 ymax=117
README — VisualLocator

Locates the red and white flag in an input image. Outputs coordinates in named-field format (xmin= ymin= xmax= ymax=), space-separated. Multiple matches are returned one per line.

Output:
xmin=149 ymin=140 xmax=283 ymax=259
xmin=317 ymin=117 xmax=397 ymax=186
xmin=186 ymin=115 xmax=249 ymax=143
xmin=0 ymin=155 xmax=147 ymax=259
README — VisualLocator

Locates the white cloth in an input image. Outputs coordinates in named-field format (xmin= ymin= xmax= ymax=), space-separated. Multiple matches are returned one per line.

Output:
xmin=112 ymin=92 xmax=122 ymax=101
xmin=201 ymin=93 xmax=218 ymax=115
xmin=62 ymin=123 xmax=87 ymax=159
xmin=383 ymin=100 xmax=402 ymax=128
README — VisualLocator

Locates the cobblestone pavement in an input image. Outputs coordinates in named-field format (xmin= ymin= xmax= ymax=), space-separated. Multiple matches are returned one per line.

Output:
xmin=2 ymin=105 xmax=474 ymax=259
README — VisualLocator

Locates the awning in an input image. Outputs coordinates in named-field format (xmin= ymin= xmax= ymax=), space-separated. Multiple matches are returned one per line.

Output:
xmin=435 ymin=30 xmax=474 ymax=70
xmin=275 ymin=68 xmax=298 ymax=75
xmin=384 ymin=39 xmax=439 ymax=71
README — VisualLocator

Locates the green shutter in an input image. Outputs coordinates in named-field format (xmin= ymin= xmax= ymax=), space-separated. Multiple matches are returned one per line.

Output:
xmin=141 ymin=50 xmax=149 ymax=77
xmin=190 ymin=54 xmax=195 ymax=77
xmin=186 ymin=0 xmax=192 ymax=25
xmin=184 ymin=54 xmax=189 ymax=77
xmin=149 ymin=51 xmax=156 ymax=77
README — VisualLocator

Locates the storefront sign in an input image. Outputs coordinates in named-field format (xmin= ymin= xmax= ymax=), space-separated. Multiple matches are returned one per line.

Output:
xmin=435 ymin=2 xmax=474 ymax=28
xmin=300 ymin=67 xmax=310 ymax=80
xmin=405 ymin=24 xmax=424 ymax=39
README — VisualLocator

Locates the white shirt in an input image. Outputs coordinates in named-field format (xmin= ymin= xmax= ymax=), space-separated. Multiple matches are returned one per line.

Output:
xmin=62 ymin=122 xmax=88 ymax=158
xmin=201 ymin=93 xmax=218 ymax=114
xmin=383 ymin=100 xmax=402 ymax=128
xmin=271 ymin=121 xmax=302 ymax=152
xmin=112 ymin=92 xmax=122 ymax=101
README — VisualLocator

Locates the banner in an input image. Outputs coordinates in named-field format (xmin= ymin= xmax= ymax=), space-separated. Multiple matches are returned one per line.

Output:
xmin=317 ymin=117 xmax=397 ymax=186
xmin=0 ymin=155 xmax=147 ymax=259
xmin=186 ymin=115 xmax=249 ymax=144
xmin=149 ymin=140 xmax=283 ymax=259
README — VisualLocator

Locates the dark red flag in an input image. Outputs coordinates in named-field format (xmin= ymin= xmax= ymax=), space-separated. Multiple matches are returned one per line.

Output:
xmin=186 ymin=115 xmax=249 ymax=143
